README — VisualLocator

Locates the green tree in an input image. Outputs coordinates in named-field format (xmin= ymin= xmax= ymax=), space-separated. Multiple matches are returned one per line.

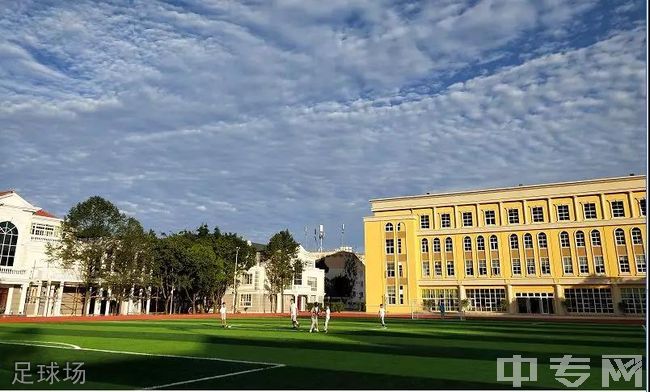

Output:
xmin=46 ymin=196 xmax=125 ymax=315
xmin=211 ymin=229 xmax=256 ymax=311
xmin=263 ymin=230 xmax=301 ymax=312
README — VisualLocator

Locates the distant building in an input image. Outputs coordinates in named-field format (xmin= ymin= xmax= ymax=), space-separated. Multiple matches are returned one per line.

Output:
xmin=315 ymin=250 xmax=366 ymax=310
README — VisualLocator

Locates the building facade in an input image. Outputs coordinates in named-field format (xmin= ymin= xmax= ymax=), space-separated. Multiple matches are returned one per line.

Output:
xmin=364 ymin=176 xmax=646 ymax=317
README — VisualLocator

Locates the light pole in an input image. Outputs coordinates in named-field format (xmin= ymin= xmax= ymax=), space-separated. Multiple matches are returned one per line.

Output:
xmin=232 ymin=246 xmax=240 ymax=313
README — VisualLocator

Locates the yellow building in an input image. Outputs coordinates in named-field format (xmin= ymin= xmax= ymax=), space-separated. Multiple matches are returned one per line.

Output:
xmin=364 ymin=175 xmax=646 ymax=317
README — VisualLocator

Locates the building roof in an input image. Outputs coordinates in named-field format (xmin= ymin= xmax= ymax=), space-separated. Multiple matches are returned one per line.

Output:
xmin=34 ymin=209 xmax=58 ymax=218
xmin=0 ymin=190 xmax=14 ymax=197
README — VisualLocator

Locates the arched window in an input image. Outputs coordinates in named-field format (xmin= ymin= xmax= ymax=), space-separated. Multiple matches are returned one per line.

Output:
xmin=464 ymin=236 xmax=472 ymax=251
xmin=560 ymin=231 xmax=570 ymax=248
xmin=477 ymin=236 xmax=485 ymax=251
xmin=0 ymin=221 xmax=18 ymax=267
xmin=509 ymin=234 xmax=519 ymax=250
xmin=631 ymin=228 xmax=643 ymax=245
xmin=575 ymin=231 xmax=586 ymax=247
xmin=523 ymin=233 xmax=533 ymax=249
xmin=396 ymin=223 xmax=403 ymax=231
xmin=590 ymin=230 xmax=601 ymax=246
xmin=433 ymin=238 xmax=441 ymax=252
xmin=385 ymin=223 xmax=393 ymax=232
xmin=421 ymin=238 xmax=429 ymax=253
xmin=490 ymin=235 xmax=499 ymax=250
xmin=445 ymin=237 xmax=453 ymax=252
xmin=538 ymin=232 xmax=547 ymax=248
xmin=614 ymin=229 xmax=626 ymax=245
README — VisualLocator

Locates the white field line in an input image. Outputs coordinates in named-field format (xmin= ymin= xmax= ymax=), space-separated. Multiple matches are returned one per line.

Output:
xmin=0 ymin=340 xmax=81 ymax=350
xmin=144 ymin=364 xmax=285 ymax=390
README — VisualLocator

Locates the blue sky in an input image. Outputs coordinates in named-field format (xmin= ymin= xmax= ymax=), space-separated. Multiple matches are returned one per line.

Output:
xmin=1 ymin=0 xmax=646 ymax=251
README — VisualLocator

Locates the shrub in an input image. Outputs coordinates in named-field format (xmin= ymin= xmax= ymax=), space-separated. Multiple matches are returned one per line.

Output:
xmin=330 ymin=302 xmax=344 ymax=312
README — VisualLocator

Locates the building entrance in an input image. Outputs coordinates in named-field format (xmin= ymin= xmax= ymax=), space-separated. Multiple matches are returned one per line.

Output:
xmin=516 ymin=292 xmax=554 ymax=314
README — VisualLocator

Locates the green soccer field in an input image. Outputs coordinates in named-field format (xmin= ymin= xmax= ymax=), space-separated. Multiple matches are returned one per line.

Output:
xmin=0 ymin=316 xmax=645 ymax=389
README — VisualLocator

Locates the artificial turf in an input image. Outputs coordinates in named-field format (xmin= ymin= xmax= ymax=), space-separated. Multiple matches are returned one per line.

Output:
xmin=0 ymin=316 xmax=645 ymax=389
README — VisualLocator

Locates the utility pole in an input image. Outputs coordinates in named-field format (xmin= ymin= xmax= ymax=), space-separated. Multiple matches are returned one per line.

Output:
xmin=232 ymin=247 xmax=240 ymax=313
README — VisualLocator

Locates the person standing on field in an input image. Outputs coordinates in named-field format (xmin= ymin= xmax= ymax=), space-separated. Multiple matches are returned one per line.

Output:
xmin=220 ymin=302 xmax=228 ymax=328
xmin=309 ymin=303 xmax=320 ymax=333
xmin=378 ymin=303 xmax=386 ymax=328
xmin=324 ymin=305 xmax=331 ymax=333
xmin=439 ymin=299 xmax=446 ymax=319
xmin=290 ymin=298 xmax=300 ymax=329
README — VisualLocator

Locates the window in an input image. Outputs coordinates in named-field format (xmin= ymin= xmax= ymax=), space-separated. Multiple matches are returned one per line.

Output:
xmin=635 ymin=255 xmax=646 ymax=273
xmin=465 ymin=260 xmax=474 ymax=276
xmin=462 ymin=212 xmax=473 ymax=227
xmin=385 ymin=239 xmax=394 ymax=254
xmin=422 ymin=261 xmax=430 ymax=277
xmin=526 ymin=258 xmax=536 ymax=275
xmin=0 ymin=221 xmax=18 ymax=267
xmin=399 ymin=285 xmax=404 ymax=304
xmin=578 ymin=256 xmax=589 ymax=274
xmin=396 ymin=223 xmax=403 ymax=231
xmin=446 ymin=261 xmax=455 ymax=276
xmin=523 ymin=233 xmax=533 ymax=249
xmin=614 ymin=229 xmax=626 ymax=245
xmin=583 ymin=203 xmax=597 ymax=219
xmin=509 ymin=234 xmax=519 ymax=250
xmin=465 ymin=288 xmax=507 ymax=312
xmin=440 ymin=213 xmax=451 ymax=228
xmin=445 ymin=237 xmax=453 ymax=252
xmin=538 ymin=233 xmax=547 ymax=248
xmin=489 ymin=235 xmax=499 ymax=251
xmin=30 ymin=223 xmax=58 ymax=238
xmin=512 ymin=258 xmax=521 ymax=275
xmin=292 ymin=273 xmax=302 ymax=286
xmin=562 ymin=257 xmax=573 ymax=275
xmin=532 ymin=207 xmax=544 ymax=222
xmin=463 ymin=236 xmax=472 ymax=251
xmin=243 ymin=273 xmax=253 ymax=285
xmin=422 ymin=288 xmax=459 ymax=311
xmin=611 ymin=200 xmax=625 ymax=217
xmin=307 ymin=277 xmax=318 ymax=291
xmin=386 ymin=262 xmax=395 ymax=277
xmin=397 ymin=238 xmax=403 ymax=254
xmin=385 ymin=223 xmax=394 ymax=232
xmin=508 ymin=209 xmax=519 ymax=224
xmin=540 ymin=258 xmax=551 ymax=275
xmin=239 ymin=294 xmax=252 ymax=307
xmin=631 ymin=228 xmax=643 ymax=245
xmin=478 ymin=259 xmax=487 ymax=276
xmin=421 ymin=238 xmax=429 ymax=253
xmin=477 ymin=236 xmax=485 ymax=251
xmin=398 ymin=263 xmax=403 ymax=277
xmin=594 ymin=256 xmax=605 ymax=274
xmin=491 ymin=259 xmax=501 ymax=276
xmin=434 ymin=261 xmax=442 ymax=276
xmin=575 ymin=231 xmax=586 ymax=247
xmin=484 ymin=210 xmax=496 ymax=225
xmin=621 ymin=288 xmax=645 ymax=314
xmin=420 ymin=215 xmax=430 ymax=229
xmin=557 ymin=205 xmax=570 ymax=221
xmin=618 ymin=256 xmax=630 ymax=273
xmin=560 ymin=232 xmax=570 ymax=248
xmin=564 ymin=288 xmax=613 ymax=314
xmin=387 ymin=286 xmax=396 ymax=304
xmin=640 ymin=199 xmax=646 ymax=216
xmin=433 ymin=238 xmax=441 ymax=252
xmin=590 ymin=230 xmax=601 ymax=246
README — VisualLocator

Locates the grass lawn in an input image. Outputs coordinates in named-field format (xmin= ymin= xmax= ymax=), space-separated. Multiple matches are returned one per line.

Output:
xmin=0 ymin=316 xmax=645 ymax=389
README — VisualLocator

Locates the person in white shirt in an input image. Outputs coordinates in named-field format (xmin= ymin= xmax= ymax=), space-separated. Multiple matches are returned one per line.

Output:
xmin=290 ymin=298 xmax=300 ymax=329
xmin=324 ymin=305 xmax=331 ymax=333
xmin=219 ymin=302 xmax=228 ymax=328
xmin=309 ymin=303 xmax=320 ymax=333
xmin=379 ymin=303 xmax=386 ymax=328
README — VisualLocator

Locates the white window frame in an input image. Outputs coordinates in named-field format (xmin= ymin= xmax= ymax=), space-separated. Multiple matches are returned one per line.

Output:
xmin=590 ymin=230 xmax=601 ymax=246
xmin=560 ymin=232 xmax=570 ymax=248
xmin=462 ymin=212 xmax=473 ymax=227
xmin=477 ymin=236 xmax=485 ymax=251
xmin=532 ymin=206 xmax=544 ymax=223
xmin=239 ymin=293 xmax=252 ymax=307
xmin=611 ymin=200 xmax=625 ymax=218
xmin=594 ymin=256 xmax=605 ymax=275
xmin=465 ymin=259 xmax=474 ymax=276
xmin=385 ymin=239 xmax=395 ymax=254
xmin=538 ymin=233 xmax=547 ymax=248
xmin=562 ymin=256 xmax=573 ymax=275
xmin=540 ymin=257 xmax=551 ymax=275
xmin=634 ymin=255 xmax=646 ymax=273
xmin=614 ymin=229 xmax=626 ymax=245
xmin=557 ymin=205 xmax=570 ymax=221
xmin=511 ymin=258 xmax=521 ymax=275
xmin=420 ymin=215 xmax=430 ymax=229
xmin=575 ymin=231 xmax=586 ymax=247
xmin=583 ymin=203 xmax=597 ymax=219
xmin=463 ymin=237 xmax=472 ymax=252
xmin=484 ymin=210 xmax=496 ymax=225
xmin=618 ymin=255 xmax=630 ymax=274
xmin=578 ymin=256 xmax=589 ymax=275
xmin=440 ymin=213 xmax=451 ymax=228
xmin=508 ymin=209 xmax=519 ymax=224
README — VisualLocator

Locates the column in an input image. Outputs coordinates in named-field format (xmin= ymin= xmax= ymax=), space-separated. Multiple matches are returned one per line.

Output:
xmin=506 ymin=284 xmax=515 ymax=314
xmin=94 ymin=288 xmax=103 ymax=315
xmin=17 ymin=284 xmax=28 ymax=315
xmin=522 ymin=200 xmax=529 ymax=225
xmin=127 ymin=286 xmax=135 ymax=315
xmin=43 ymin=283 xmax=54 ymax=317
xmin=4 ymin=287 xmax=14 ymax=315
xmin=54 ymin=282 xmax=64 ymax=316
xmin=104 ymin=289 xmax=112 ymax=316
xmin=547 ymin=198 xmax=554 ymax=223
xmin=611 ymin=284 xmax=623 ymax=315
xmin=84 ymin=286 xmax=93 ymax=316
xmin=145 ymin=287 xmax=152 ymax=314
xmin=553 ymin=284 xmax=564 ymax=316
xmin=32 ymin=281 xmax=43 ymax=316
xmin=573 ymin=196 xmax=582 ymax=222
xmin=498 ymin=202 xmax=504 ymax=225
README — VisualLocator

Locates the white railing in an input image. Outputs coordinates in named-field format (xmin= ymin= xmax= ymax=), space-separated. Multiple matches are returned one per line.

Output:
xmin=0 ymin=266 xmax=27 ymax=275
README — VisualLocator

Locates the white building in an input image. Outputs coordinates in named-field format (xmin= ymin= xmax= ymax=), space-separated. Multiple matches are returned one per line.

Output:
xmin=0 ymin=190 xmax=83 ymax=316
xmin=223 ymin=244 xmax=327 ymax=313
xmin=315 ymin=249 xmax=366 ymax=310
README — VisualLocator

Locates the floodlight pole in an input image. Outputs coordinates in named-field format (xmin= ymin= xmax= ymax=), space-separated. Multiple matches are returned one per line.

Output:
xmin=232 ymin=247 xmax=240 ymax=313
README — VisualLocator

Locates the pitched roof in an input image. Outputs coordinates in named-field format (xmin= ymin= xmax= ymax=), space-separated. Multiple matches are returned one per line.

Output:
xmin=0 ymin=190 xmax=14 ymax=197
xmin=34 ymin=209 xmax=58 ymax=218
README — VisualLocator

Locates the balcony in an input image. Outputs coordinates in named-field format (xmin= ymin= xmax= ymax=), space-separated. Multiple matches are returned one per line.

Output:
xmin=0 ymin=266 xmax=27 ymax=280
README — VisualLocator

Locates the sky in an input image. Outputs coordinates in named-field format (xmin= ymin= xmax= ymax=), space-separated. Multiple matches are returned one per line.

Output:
xmin=1 ymin=0 xmax=647 ymax=252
